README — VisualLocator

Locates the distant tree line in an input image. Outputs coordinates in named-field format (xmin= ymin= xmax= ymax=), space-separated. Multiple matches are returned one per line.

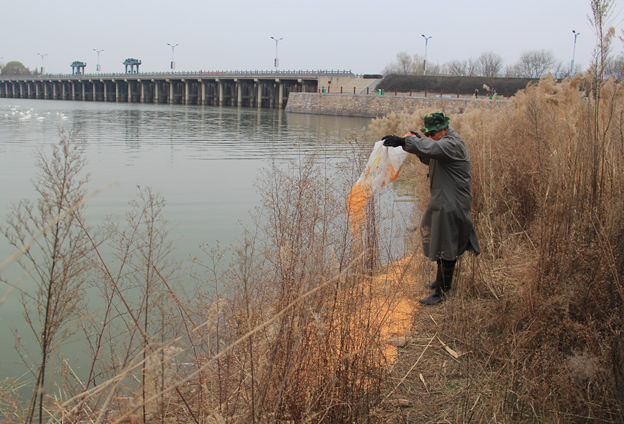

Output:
xmin=377 ymin=74 xmax=539 ymax=97
xmin=0 ymin=61 xmax=36 ymax=76
xmin=383 ymin=45 xmax=624 ymax=80
xmin=382 ymin=50 xmax=570 ymax=79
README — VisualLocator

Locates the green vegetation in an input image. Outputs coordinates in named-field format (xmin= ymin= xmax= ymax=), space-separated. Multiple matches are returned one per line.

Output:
xmin=1 ymin=61 xmax=33 ymax=76
xmin=377 ymin=74 xmax=537 ymax=97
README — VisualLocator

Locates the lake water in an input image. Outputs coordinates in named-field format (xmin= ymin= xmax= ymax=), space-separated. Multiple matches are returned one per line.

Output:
xmin=0 ymin=99 xmax=376 ymax=259
xmin=0 ymin=99 xmax=414 ymax=386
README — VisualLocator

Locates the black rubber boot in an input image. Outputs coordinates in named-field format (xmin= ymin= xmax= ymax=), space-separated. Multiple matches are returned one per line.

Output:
xmin=424 ymin=260 xmax=443 ymax=290
xmin=419 ymin=291 xmax=443 ymax=305
xmin=440 ymin=259 xmax=456 ymax=293
xmin=419 ymin=259 xmax=456 ymax=305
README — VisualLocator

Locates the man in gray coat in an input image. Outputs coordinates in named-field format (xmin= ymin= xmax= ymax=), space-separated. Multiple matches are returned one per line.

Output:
xmin=382 ymin=112 xmax=480 ymax=305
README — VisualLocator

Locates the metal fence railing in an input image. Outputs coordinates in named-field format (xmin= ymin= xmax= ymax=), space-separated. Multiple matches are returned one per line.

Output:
xmin=0 ymin=70 xmax=358 ymax=81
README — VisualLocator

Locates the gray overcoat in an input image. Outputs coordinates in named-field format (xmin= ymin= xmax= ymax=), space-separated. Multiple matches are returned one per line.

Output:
xmin=403 ymin=127 xmax=481 ymax=261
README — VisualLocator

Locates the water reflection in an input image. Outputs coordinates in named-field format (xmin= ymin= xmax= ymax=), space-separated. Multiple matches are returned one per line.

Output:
xmin=0 ymin=100 xmax=387 ymax=266
xmin=0 ymin=99 xmax=420 ymax=389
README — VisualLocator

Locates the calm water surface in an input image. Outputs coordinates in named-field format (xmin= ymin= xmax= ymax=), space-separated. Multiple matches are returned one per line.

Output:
xmin=0 ymin=99 xmax=390 ymax=381
xmin=0 ymin=99 xmax=374 ymax=257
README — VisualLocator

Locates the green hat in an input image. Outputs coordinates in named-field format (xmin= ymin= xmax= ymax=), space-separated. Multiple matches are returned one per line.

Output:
xmin=421 ymin=112 xmax=450 ymax=134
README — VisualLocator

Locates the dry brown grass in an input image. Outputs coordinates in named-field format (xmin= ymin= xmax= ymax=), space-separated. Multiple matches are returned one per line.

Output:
xmin=3 ymin=4 xmax=623 ymax=419
xmin=0 ymin=120 xmax=423 ymax=424
xmin=183 ymin=147 xmax=423 ymax=424
xmin=6 ymin=76 xmax=622 ymax=422
xmin=370 ymin=68 xmax=624 ymax=422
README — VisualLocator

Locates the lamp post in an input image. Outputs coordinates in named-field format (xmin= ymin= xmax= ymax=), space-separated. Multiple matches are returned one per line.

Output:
xmin=422 ymin=34 xmax=432 ymax=76
xmin=93 ymin=49 xmax=104 ymax=72
xmin=167 ymin=43 xmax=179 ymax=70
xmin=571 ymin=30 xmax=580 ymax=75
xmin=37 ymin=52 xmax=48 ymax=74
xmin=271 ymin=36 xmax=283 ymax=72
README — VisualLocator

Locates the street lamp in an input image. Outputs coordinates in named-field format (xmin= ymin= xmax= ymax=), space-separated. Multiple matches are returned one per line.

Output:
xmin=167 ymin=43 xmax=179 ymax=70
xmin=271 ymin=36 xmax=283 ymax=72
xmin=37 ymin=52 xmax=48 ymax=74
xmin=422 ymin=34 xmax=432 ymax=76
xmin=571 ymin=30 xmax=580 ymax=75
xmin=93 ymin=49 xmax=104 ymax=72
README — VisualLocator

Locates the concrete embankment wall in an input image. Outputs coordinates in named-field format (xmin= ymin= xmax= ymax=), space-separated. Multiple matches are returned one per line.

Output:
xmin=285 ymin=92 xmax=506 ymax=118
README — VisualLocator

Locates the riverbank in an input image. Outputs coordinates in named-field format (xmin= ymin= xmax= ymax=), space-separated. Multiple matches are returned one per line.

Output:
xmin=368 ymin=74 xmax=624 ymax=422
xmin=285 ymin=91 xmax=507 ymax=118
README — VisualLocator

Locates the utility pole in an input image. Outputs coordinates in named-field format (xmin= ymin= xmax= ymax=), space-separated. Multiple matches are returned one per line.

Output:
xmin=571 ymin=30 xmax=580 ymax=75
xmin=37 ymin=52 xmax=48 ymax=74
xmin=168 ymin=43 xmax=179 ymax=70
xmin=93 ymin=49 xmax=104 ymax=72
xmin=271 ymin=37 xmax=283 ymax=72
xmin=422 ymin=34 xmax=432 ymax=76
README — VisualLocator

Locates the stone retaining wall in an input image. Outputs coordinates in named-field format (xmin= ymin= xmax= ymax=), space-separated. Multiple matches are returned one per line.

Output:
xmin=285 ymin=92 xmax=506 ymax=118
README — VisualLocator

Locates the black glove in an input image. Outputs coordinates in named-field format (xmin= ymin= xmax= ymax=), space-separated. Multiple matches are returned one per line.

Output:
xmin=382 ymin=135 xmax=405 ymax=147
xmin=409 ymin=131 xmax=422 ymax=138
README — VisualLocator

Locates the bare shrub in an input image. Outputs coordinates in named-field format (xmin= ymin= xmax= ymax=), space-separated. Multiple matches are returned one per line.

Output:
xmin=0 ymin=137 xmax=194 ymax=423
xmin=1 ymin=130 xmax=95 ymax=424
xmin=0 ymin=125 xmax=415 ymax=423
xmin=185 ymin=145 xmax=416 ymax=423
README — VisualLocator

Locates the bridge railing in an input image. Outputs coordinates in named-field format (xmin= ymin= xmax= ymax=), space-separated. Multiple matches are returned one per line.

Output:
xmin=0 ymin=70 xmax=358 ymax=80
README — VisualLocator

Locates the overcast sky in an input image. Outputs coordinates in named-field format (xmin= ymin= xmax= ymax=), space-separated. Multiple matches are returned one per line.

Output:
xmin=1 ymin=0 xmax=614 ymax=76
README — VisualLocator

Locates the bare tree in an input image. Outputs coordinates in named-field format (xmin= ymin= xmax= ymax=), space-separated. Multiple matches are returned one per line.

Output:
xmin=515 ymin=49 xmax=558 ymax=78
xmin=444 ymin=59 xmax=480 ymax=76
xmin=382 ymin=51 xmax=423 ymax=75
xmin=446 ymin=60 xmax=468 ymax=76
xmin=607 ymin=54 xmax=624 ymax=79
xmin=465 ymin=58 xmax=479 ymax=76
xmin=2 ymin=131 xmax=94 ymax=424
xmin=424 ymin=62 xmax=442 ymax=76
xmin=503 ymin=64 xmax=520 ymax=77
xmin=477 ymin=51 xmax=504 ymax=77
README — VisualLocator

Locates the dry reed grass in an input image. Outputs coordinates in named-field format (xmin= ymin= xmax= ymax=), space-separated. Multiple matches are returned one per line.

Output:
xmin=370 ymin=67 xmax=624 ymax=422
xmin=2 ymin=3 xmax=623 ymax=419
xmin=0 ymin=131 xmax=420 ymax=423
xmin=183 ymin=148 xmax=421 ymax=423
xmin=5 ymin=74 xmax=623 ymax=422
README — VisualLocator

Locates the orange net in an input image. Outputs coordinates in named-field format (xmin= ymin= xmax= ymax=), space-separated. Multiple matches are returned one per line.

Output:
xmin=344 ymin=141 xmax=415 ymax=362
xmin=347 ymin=140 xmax=407 ymax=238
xmin=346 ymin=181 xmax=370 ymax=236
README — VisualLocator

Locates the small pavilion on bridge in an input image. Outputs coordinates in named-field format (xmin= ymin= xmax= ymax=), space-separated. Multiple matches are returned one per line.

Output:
xmin=71 ymin=61 xmax=86 ymax=75
xmin=123 ymin=58 xmax=141 ymax=73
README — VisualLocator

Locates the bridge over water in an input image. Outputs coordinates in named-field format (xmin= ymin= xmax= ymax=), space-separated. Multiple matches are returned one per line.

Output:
xmin=0 ymin=70 xmax=359 ymax=108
